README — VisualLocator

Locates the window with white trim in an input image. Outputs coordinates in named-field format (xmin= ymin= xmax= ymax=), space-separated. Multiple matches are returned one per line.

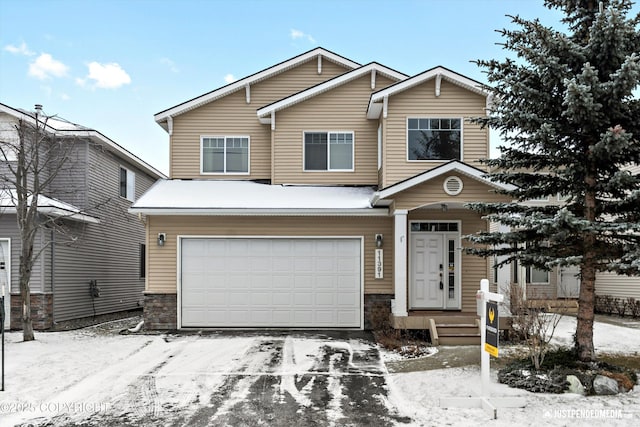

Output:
xmin=201 ymin=136 xmax=249 ymax=174
xmin=119 ymin=166 xmax=135 ymax=202
xmin=526 ymin=266 xmax=549 ymax=284
xmin=304 ymin=131 xmax=354 ymax=171
xmin=407 ymin=118 xmax=461 ymax=161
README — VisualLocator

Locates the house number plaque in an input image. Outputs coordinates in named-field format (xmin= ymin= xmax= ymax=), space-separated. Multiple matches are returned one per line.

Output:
xmin=374 ymin=249 xmax=383 ymax=279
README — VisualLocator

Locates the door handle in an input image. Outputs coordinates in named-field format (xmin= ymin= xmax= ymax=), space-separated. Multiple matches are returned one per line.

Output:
xmin=439 ymin=281 xmax=444 ymax=290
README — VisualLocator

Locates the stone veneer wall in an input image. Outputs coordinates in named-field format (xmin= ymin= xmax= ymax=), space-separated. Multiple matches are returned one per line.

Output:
xmin=144 ymin=293 xmax=177 ymax=330
xmin=142 ymin=292 xmax=393 ymax=331
xmin=10 ymin=293 xmax=54 ymax=330
xmin=363 ymin=294 xmax=393 ymax=330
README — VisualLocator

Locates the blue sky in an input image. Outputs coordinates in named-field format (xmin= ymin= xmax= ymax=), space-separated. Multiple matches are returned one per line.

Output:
xmin=0 ymin=0 xmax=613 ymax=174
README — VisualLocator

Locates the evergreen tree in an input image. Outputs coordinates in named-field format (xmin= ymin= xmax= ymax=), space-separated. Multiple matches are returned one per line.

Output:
xmin=467 ymin=0 xmax=640 ymax=362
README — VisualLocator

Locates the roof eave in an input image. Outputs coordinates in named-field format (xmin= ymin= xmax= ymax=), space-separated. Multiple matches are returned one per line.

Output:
xmin=154 ymin=48 xmax=362 ymax=123
xmin=128 ymin=207 xmax=388 ymax=216
xmin=257 ymin=63 xmax=407 ymax=118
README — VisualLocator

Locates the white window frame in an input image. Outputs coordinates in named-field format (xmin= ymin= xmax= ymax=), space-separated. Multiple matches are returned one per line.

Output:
xmin=526 ymin=266 xmax=550 ymax=285
xmin=119 ymin=166 xmax=135 ymax=202
xmin=302 ymin=131 xmax=355 ymax=172
xmin=406 ymin=117 xmax=463 ymax=162
xmin=200 ymin=135 xmax=250 ymax=175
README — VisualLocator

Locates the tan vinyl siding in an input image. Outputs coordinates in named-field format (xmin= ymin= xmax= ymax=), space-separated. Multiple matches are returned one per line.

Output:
xmin=383 ymin=79 xmax=489 ymax=188
xmin=393 ymin=175 xmax=510 ymax=211
xmin=408 ymin=209 xmax=489 ymax=312
xmin=146 ymin=215 xmax=393 ymax=295
xmin=272 ymin=75 xmax=396 ymax=185
xmin=169 ymin=59 xmax=351 ymax=179
xmin=595 ymin=272 xmax=640 ymax=299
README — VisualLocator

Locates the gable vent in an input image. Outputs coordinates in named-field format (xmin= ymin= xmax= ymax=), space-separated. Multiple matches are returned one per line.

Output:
xmin=443 ymin=176 xmax=463 ymax=196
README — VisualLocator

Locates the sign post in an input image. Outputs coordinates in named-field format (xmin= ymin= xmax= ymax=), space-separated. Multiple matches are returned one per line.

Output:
xmin=440 ymin=279 xmax=525 ymax=419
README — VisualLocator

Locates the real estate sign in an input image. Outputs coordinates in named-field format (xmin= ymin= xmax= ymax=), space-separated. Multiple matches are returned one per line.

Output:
xmin=484 ymin=301 xmax=499 ymax=357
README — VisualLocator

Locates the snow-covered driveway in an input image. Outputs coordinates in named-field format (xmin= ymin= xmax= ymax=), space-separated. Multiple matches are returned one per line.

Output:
xmin=2 ymin=316 xmax=639 ymax=426
xmin=1 ymin=329 xmax=409 ymax=426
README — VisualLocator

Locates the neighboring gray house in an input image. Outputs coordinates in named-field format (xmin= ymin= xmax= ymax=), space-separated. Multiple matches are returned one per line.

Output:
xmin=0 ymin=102 xmax=165 ymax=330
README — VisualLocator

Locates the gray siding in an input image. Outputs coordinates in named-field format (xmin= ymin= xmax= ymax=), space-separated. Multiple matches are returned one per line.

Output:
xmin=0 ymin=215 xmax=47 ymax=293
xmin=51 ymin=142 xmax=154 ymax=322
xmin=48 ymin=140 xmax=89 ymax=210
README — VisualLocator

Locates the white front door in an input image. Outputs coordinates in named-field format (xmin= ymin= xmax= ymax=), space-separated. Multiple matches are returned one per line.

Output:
xmin=410 ymin=229 xmax=461 ymax=310
xmin=0 ymin=239 xmax=10 ymax=330
xmin=559 ymin=266 xmax=580 ymax=298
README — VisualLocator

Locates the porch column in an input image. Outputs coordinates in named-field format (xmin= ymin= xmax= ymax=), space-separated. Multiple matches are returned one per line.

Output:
xmin=392 ymin=210 xmax=408 ymax=316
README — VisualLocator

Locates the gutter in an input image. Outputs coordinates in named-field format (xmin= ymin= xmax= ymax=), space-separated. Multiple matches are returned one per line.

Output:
xmin=127 ymin=207 xmax=390 ymax=217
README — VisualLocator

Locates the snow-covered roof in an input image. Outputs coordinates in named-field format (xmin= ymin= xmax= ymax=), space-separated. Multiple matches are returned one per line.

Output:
xmin=0 ymin=103 xmax=166 ymax=179
xmin=0 ymin=190 xmax=100 ymax=224
xmin=130 ymin=180 xmax=385 ymax=216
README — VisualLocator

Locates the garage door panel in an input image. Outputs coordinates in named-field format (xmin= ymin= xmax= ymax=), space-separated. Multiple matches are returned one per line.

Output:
xmin=181 ymin=238 xmax=361 ymax=328
xmin=315 ymin=292 xmax=335 ymax=305
xmin=294 ymin=275 xmax=313 ymax=288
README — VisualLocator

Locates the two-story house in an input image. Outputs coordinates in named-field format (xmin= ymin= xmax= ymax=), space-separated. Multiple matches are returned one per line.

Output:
xmin=131 ymin=48 xmax=513 ymax=341
xmin=0 ymin=102 xmax=165 ymax=330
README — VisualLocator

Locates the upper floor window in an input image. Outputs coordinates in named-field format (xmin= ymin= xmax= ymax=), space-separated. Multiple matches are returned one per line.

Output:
xmin=119 ymin=166 xmax=135 ymax=202
xmin=201 ymin=136 xmax=249 ymax=174
xmin=304 ymin=131 xmax=354 ymax=171
xmin=407 ymin=118 xmax=461 ymax=161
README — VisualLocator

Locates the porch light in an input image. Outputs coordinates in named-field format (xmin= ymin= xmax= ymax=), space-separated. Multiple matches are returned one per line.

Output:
xmin=441 ymin=204 xmax=448 ymax=212
xmin=158 ymin=233 xmax=166 ymax=246
xmin=375 ymin=234 xmax=384 ymax=248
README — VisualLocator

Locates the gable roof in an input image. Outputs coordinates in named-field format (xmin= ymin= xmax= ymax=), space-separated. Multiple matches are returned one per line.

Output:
xmin=154 ymin=47 xmax=361 ymax=128
xmin=256 ymin=62 xmax=407 ymax=123
xmin=0 ymin=103 xmax=166 ymax=179
xmin=366 ymin=66 xmax=489 ymax=119
xmin=371 ymin=160 xmax=516 ymax=205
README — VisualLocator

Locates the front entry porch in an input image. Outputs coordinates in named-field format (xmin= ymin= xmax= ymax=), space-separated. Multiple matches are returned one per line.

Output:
xmin=390 ymin=311 xmax=512 ymax=346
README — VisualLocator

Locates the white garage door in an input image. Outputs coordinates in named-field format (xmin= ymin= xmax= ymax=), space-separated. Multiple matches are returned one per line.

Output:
xmin=180 ymin=238 xmax=362 ymax=328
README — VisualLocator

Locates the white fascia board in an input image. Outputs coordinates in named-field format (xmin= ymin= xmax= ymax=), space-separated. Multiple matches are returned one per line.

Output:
xmin=373 ymin=161 xmax=515 ymax=202
xmin=367 ymin=67 xmax=489 ymax=119
xmin=38 ymin=207 xmax=101 ymax=224
xmin=256 ymin=63 xmax=408 ymax=119
xmin=0 ymin=103 xmax=61 ymax=134
xmin=128 ymin=207 xmax=389 ymax=216
xmin=154 ymin=48 xmax=361 ymax=125
xmin=0 ymin=206 xmax=100 ymax=224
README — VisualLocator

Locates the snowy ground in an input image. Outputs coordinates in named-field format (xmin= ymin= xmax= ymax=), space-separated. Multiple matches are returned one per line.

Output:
xmin=0 ymin=316 xmax=638 ymax=426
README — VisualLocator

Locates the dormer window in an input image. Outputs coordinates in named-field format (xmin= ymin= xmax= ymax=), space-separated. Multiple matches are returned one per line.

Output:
xmin=407 ymin=118 xmax=461 ymax=161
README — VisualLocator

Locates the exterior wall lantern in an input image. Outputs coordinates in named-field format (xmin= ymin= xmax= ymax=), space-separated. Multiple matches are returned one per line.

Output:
xmin=158 ymin=233 xmax=166 ymax=247
xmin=375 ymin=234 xmax=383 ymax=248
